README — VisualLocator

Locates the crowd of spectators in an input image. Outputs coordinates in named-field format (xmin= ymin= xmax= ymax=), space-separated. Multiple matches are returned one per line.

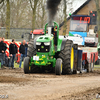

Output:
xmin=0 ymin=38 xmax=28 ymax=69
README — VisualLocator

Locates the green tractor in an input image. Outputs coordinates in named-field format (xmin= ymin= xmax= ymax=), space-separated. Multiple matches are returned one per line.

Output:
xmin=24 ymin=22 xmax=75 ymax=75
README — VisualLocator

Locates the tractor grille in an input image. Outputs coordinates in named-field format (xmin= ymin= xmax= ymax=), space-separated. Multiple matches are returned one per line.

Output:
xmin=36 ymin=42 xmax=50 ymax=52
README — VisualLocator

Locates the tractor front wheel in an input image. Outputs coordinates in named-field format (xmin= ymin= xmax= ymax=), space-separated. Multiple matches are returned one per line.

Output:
xmin=24 ymin=57 xmax=31 ymax=74
xmin=55 ymin=58 xmax=62 ymax=75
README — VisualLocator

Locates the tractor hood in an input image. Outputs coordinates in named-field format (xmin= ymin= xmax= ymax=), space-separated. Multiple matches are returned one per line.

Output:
xmin=36 ymin=35 xmax=53 ymax=42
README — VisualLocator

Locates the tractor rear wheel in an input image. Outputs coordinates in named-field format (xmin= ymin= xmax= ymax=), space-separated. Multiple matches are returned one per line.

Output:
xmin=55 ymin=58 xmax=62 ymax=75
xmin=27 ymin=39 xmax=36 ymax=59
xmin=59 ymin=40 xmax=74 ymax=74
xmin=24 ymin=57 xmax=30 ymax=74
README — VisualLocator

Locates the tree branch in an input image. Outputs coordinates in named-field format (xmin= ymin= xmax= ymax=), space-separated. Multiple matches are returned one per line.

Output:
xmin=0 ymin=0 xmax=4 ymax=9
xmin=0 ymin=0 xmax=4 ymax=4
xmin=29 ymin=0 xmax=33 ymax=10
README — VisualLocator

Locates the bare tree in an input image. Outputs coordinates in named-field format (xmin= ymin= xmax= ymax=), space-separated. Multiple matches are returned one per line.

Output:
xmin=0 ymin=0 xmax=4 ymax=4
xmin=0 ymin=0 xmax=5 ymax=27
xmin=29 ymin=0 xmax=39 ymax=31
xmin=0 ymin=0 xmax=10 ymax=39
xmin=40 ymin=0 xmax=46 ymax=28
xmin=57 ymin=1 xmax=64 ymax=25
xmin=10 ymin=0 xmax=31 ymax=28
xmin=63 ymin=0 xmax=67 ymax=36
xmin=0 ymin=1 xmax=6 ymax=27
xmin=0 ymin=0 xmax=4 ymax=9
xmin=35 ymin=0 xmax=47 ymax=28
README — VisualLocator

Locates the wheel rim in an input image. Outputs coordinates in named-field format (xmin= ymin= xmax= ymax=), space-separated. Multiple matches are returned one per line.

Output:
xmin=71 ymin=47 xmax=74 ymax=70
xmin=29 ymin=66 xmax=31 ymax=70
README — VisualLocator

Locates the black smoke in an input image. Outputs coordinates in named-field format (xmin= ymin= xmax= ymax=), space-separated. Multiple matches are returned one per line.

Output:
xmin=47 ymin=0 xmax=61 ymax=26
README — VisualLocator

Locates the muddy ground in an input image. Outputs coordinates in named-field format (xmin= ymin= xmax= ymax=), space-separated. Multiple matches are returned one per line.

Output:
xmin=0 ymin=68 xmax=100 ymax=100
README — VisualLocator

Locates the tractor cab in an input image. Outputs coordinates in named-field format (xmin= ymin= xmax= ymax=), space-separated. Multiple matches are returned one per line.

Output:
xmin=32 ymin=29 xmax=44 ymax=39
xmin=69 ymin=15 xmax=98 ymax=47
xmin=69 ymin=20 xmax=88 ymax=46
xmin=22 ymin=29 xmax=44 ymax=42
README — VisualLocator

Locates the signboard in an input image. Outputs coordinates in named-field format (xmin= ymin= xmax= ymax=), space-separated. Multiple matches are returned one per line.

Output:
xmin=71 ymin=15 xmax=91 ymax=24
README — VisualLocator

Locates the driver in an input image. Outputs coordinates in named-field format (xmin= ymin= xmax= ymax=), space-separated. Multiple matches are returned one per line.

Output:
xmin=75 ymin=24 xmax=84 ymax=31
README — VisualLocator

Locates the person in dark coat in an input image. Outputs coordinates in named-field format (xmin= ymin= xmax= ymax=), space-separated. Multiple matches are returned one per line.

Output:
xmin=0 ymin=37 xmax=4 ymax=68
xmin=2 ymin=37 xmax=7 ymax=66
xmin=9 ymin=39 xmax=17 ymax=69
xmin=19 ymin=40 xmax=28 ymax=68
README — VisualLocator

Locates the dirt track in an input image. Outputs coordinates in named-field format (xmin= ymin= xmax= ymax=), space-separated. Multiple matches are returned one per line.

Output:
xmin=0 ymin=68 xmax=100 ymax=100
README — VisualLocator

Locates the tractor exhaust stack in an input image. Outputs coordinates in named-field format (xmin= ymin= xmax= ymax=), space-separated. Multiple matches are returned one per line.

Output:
xmin=48 ymin=27 xmax=52 ymax=35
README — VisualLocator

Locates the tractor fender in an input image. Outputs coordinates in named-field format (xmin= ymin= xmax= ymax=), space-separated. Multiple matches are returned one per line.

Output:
xmin=61 ymin=39 xmax=67 ymax=51
xmin=34 ymin=37 xmax=38 ymax=49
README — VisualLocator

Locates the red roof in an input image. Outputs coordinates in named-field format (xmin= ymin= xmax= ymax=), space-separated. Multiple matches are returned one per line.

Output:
xmin=33 ymin=29 xmax=44 ymax=34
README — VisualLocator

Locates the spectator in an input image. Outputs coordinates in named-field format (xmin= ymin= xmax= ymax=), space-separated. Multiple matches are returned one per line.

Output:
xmin=0 ymin=37 xmax=4 ymax=68
xmin=9 ymin=39 xmax=17 ymax=69
xmin=19 ymin=40 xmax=28 ymax=68
xmin=2 ymin=37 xmax=7 ymax=66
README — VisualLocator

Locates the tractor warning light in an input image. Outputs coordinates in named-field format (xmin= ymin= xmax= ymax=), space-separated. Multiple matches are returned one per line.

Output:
xmin=90 ymin=11 xmax=93 ymax=13
xmin=93 ymin=14 xmax=95 ymax=16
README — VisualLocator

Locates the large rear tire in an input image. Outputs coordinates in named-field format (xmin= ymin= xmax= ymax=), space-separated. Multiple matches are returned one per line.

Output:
xmin=27 ymin=39 xmax=36 ymax=59
xmin=24 ymin=57 xmax=30 ymax=74
xmin=59 ymin=40 xmax=74 ymax=74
